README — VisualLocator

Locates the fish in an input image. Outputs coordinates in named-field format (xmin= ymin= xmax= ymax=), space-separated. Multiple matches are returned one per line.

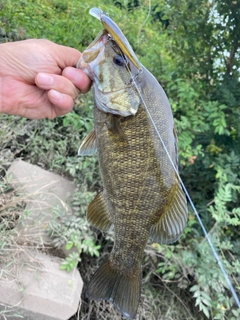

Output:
xmin=77 ymin=9 xmax=188 ymax=320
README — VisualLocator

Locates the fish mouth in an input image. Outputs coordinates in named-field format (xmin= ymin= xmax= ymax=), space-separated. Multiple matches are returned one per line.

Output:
xmin=97 ymin=83 xmax=135 ymax=95
xmin=94 ymin=85 xmax=138 ymax=116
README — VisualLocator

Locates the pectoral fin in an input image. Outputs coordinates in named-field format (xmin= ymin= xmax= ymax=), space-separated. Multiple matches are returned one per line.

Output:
xmin=87 ymin=191 xmax=112 ymax=231
xmin=78 ymin=129 xmax=97 ymax=156
xmin=150 ymin=183 xmax=188 ymax=244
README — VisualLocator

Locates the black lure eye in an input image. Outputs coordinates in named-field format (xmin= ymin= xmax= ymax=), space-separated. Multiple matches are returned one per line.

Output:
xmin=113 ymin=54 xmax=126 ymax=67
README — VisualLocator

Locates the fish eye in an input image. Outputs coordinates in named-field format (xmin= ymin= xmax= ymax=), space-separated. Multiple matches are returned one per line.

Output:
xmin=113 ymin=54 xmax=126 ymax=67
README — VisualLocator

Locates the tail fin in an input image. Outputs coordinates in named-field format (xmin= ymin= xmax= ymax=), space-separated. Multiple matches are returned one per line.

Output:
xmin=86 ymin=260 xmax=141 ymax=320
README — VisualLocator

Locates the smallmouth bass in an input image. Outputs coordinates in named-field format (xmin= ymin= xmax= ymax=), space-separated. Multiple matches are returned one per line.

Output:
xmin=77 ymin=11 xmax=188 ymax=320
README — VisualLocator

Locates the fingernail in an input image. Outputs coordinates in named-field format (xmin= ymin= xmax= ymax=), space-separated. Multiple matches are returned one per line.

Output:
xmin=37 ymin=73 xmax=54 ymax=86
xmin=49 ymin=89 xmax=63 ymax=101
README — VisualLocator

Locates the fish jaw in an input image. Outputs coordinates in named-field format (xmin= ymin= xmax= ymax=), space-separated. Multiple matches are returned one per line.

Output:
xmin=76 ymin=30 xmax=108 ymax=81
xmin=93 ymin=84 xmax=139 ymax=116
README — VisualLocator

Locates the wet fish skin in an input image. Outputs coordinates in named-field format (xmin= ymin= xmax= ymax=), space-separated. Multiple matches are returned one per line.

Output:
xmin=78 ymin=31 xmax=188 ymax=319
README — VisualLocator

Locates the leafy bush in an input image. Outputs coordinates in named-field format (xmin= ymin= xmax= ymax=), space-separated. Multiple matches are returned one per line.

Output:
xmin=48 ymin=187 xmax=101 ymax=271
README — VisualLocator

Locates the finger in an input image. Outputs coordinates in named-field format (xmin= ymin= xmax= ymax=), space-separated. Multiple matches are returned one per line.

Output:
xmin=35 ymin=73 xmax=79 ymax=99
xmin=54 ymin=45 xmax=81 ymax=69
xmin=62 ymin=67 xmax=92 ymax=93
xmin=48 ymin=89 xmax=74 ymax=116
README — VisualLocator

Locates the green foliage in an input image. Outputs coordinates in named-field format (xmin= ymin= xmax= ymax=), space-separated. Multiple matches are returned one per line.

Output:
xmin=48 ymin=188 xmax=101 ymax=271
xmin=208 ymin=183 xmax=240 ymax=226
xmin=154 ymin=229 xmax=240 ymax=319
xmin=190 ymin=285 xmax=211 ymax=318
xmin=59 ymin=252 xmax=79 ymax=272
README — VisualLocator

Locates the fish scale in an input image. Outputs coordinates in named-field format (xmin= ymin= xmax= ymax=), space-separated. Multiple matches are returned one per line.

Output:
xmin=77 ymin=25 xmax=188 ymax=319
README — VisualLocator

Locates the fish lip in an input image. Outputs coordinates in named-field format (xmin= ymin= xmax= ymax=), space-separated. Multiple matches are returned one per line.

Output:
xmin=96 ymin=104 xmax=137 ymax=116
xmin=93 ymin=84 xmax=139 ymax=116
xmin=76 ymin=32 xmax=108 ymax=72
xmin=95 ymin=103 xmax=138 ymax=117
xmin=97 ymin=83 xmax=136 ymax=95
xmin=98 ymin=33 xmax=109 ymax=45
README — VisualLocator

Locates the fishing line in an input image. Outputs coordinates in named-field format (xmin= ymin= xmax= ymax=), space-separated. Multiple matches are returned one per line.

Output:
xmin=136 ymin=0 xmax=151 ymax=48
xmin=125 ymin=61 xmax=240 ymax=308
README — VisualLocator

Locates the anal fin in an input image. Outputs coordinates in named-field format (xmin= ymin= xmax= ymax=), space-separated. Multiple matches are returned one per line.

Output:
xmin=78 ymin=129 xmax=97 ymax=156
xmin=87 ymin=191 xmax=112 ymax=231
xmin=150 ymin=182 xmax=188 ymax=244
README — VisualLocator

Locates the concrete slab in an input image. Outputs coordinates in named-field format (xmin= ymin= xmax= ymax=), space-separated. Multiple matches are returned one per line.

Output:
xmin=0 ymin=160 xmax=84 ymax=319
xmin=0 ymin=251 xmax=83 ymax=320
xmin=7 ymin=159 xmax=76 ymax=199
xmin=6 ymin=159 xmax=76 ymax=248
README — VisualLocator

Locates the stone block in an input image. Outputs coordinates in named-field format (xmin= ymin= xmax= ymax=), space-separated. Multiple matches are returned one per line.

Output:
xmin=0 ymin=160 xmax=84 ymax=319
xmin=0 ymin=251 xmax=83 ymax=320
xmin=6 ymin=159 xmax=76 ymax=247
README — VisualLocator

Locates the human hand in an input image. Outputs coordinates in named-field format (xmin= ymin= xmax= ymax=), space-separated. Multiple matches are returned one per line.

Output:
xmin=0 ymin=39 xmax=91 ymax=119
